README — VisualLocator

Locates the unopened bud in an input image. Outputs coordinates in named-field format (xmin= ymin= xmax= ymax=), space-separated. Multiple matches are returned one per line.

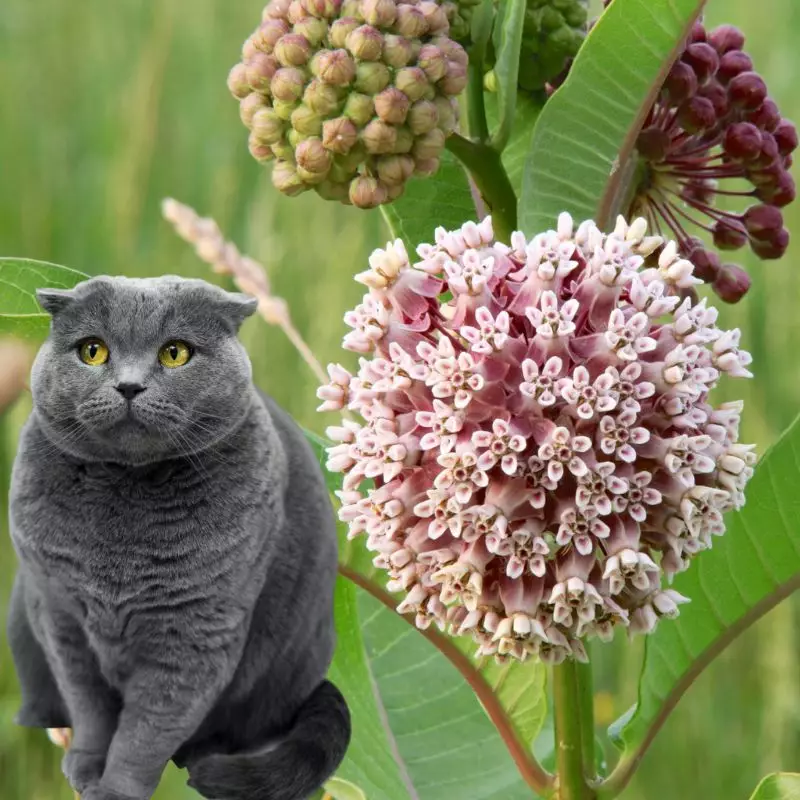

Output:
xmin=728 ymin=71 xmax=768 ymax=110
xmin=274 ymin=33 xmax=313 ymax=66
xmin=287 ymin=0 xmax=309 ymax=24
xmin=330 ymin=145 xmax=366 ymax=179
xmin=708 ymin=24 xmax=745 ymax=55
xmin=329 ymin=17 xmax=360 ymax=48
xmin=383 ymin=34 xmax=414 ymax=68
xmin=723 ymin=122 xmax=762 ymax=161
xmin=354 ymin=61 xmax=391 ymax=94
xmin=682 ymin=42 xmax=719 ymax=84
xmin=340 ymin=0 xmax=361 ymax=17
xmin=242 ymin=36 xmax=260 ymax=61
xmin=434 ymin=35 xmax=468 ymax=67
xmin=346 ymin=25 xmax=384 ymax=61
xmin=393 ymin=126 xmax=414 ymax=153
xmin=761 ymin=171 xmax=796 ymax=208
xmin=374 ymin=87 xmax=411 ymax=125
xmin=418 ymin=1 xmax=449 ymax=35
xmin=263 ymin=0 xmax=292 ymax=21
xmin=248 ymin=134 xmax=275 ymax=162
xmin=664 ymin=62 xmax=698 ymax=105
xmin=296 ymin=137 xmax=332 ymax=174
xmin=322 ymin=116 xmax=359 ymax=153
xmin=712 ymin=264 xmax=751 ymax=302
xmin=247 ymin=53 xmax=281 ymax=92
xmin=774 ymin=120 xmax=798 ymax=156
xmin=395 ymin=66 xmax=429 ymax=102
xmin=271 ymin=66 xmax=306 ymax=102
xmin=240 ymin=92 xmax=269 ymax=126
xmin=712 ymin=218 xmax=748 ymax=250
xmin=748 ymin=98 xmax=781 ymax=131
xmin=376 ymin=154 xmax=415 ymax=185
xmin=256 ymin=19 xmax=291 ymax=52
xmin=251 ymin=107 xmax=286 ymax=144
xmin=272 ymin=160 xmax=307 ymax=196
xmin=302 ymin=0 xmax=340 ymax=18
xmin=433 ymin=96 xmax=457 ymax=133
xmin=395 ymin=5 xmax=428 ymax=38
xmin=362 ymin=119 xmax=398 ymax=154
xmin=385 ymin=181 xmax=406 ymax=201
xmin=337 ymin=93 xmax=372 ymax=128
xmin=294 ymin=17 xmax=328 ymax=46
xmin=750 ymin=227 xmax=789 ymax=259
xmin=349 ymin=175 xmax=389 ymax=208
xmin=272 ymin=99 xmax=299 ymax=121
xmin=362 ymin=0 xmax=397 ymax=28
xmin=303 ymin=79 xmax=343 ymax=115
xmin=406 ymin=99 xmax=438 ymax=134
xmin=228 ymin=63 xmax=251 ymax=98
xmin=417 ymin=44 xmax=446 ymax=82
xmin=313 ymin=49 xmax=357 ymax=86
xmin=743 ymin=204 xmax=783 ymax=240
xmin=291 ymin=103 xmax=324 ymax=135
xmin=717 ymin=50 xmax=753 ymax=83
xmin=412 ymin=127 xmax=445 ymax=160
xmin=439 ymin=60 xmax=467 ymax=95
xmin=414 ymin=156 xmax=440 ymax=176
xmin=677 ymin=96 xmax=716 ymax=133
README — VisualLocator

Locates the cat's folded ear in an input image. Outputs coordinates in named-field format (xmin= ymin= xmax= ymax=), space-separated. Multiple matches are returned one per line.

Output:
xmin=36 ymin=288 xmax=76 ymax=316
xmin=215 ymin=291 xmax=258 ymax=331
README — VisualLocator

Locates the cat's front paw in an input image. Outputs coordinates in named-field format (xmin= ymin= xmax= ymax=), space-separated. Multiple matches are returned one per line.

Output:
xmin=62 ymin=748 xmax=106 ymax=792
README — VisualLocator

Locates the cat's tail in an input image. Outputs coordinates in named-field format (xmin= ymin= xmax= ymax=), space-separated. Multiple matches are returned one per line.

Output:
xmin=186 ymin=679 xmax=351 ymax=800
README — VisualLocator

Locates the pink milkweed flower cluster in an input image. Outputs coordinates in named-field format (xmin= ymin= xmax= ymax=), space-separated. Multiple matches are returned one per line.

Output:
xmin=318 ymin=213 xmax=756 ymax=663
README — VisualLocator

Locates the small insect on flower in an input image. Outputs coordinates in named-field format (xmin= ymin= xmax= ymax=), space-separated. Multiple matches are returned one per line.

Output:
xmin=319 ymin=213 xmax=755 ymax=663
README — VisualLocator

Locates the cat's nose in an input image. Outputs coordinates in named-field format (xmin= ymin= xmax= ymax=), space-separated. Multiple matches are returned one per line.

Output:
xmin=115 ymin=382 xmax=146 ymax=401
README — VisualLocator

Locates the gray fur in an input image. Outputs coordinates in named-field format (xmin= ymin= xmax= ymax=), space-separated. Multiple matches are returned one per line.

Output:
xmin=7 ymin=275 xmax=350 ymax=800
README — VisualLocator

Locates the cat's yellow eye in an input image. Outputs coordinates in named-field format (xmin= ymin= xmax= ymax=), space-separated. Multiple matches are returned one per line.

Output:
xmin=158 ymin=340 xmax=192 ymax=368
xmin=78 ymin=339 xmax=110 ymax=366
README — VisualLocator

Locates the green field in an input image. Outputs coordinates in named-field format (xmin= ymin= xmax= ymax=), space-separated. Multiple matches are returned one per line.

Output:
xmin=1 ymin=1 xmax=799 ymax=798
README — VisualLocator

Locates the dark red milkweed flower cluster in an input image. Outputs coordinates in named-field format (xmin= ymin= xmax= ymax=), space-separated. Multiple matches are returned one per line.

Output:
xmin=630 ymin=20 xmax=796 ymax=302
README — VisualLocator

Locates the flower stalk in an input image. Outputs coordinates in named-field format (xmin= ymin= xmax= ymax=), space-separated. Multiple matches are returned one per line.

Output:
xmin=553 ymin=660 xmax=595 ymax=800
xmin=445 ymin=133 xmax=517 ymax=239
xmin=576 ymin=659 xmax=596 ymax=781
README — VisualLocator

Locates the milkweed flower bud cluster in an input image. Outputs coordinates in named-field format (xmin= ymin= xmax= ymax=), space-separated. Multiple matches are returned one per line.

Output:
xmin=630 ymin=20 xmax=796 ymax=302
xmin=483 ymin=0 xmax=587 ymax=93
xmin=518 ymin=0 xmax=587 ymax=91
xmin=319 ymin=213 xmax=755 ymax=663
xmin=229 ymin=0 xmax=467 ymax=208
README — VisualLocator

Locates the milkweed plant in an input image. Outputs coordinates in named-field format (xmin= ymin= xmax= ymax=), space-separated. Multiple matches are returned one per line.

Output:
xmin=4 ymin=0 xmax=799 ymax=798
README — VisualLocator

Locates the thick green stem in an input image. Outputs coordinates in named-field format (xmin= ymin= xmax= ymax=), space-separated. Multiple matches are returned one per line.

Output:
xmin=553 ymin=661 xmax=595 ymax=800
xmin=446 ymin=133 xmax=517 ymax=241
xmin=465 ymin=0 xmax=493 ymax=143
xmin=467 ymin=61 xmax=489 ymax=143
xmin=576 ymin=660 xmax=596 ymax=781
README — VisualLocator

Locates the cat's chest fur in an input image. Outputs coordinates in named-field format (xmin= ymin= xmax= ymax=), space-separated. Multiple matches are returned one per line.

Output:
xmin=10 ymin=408 xmax=285 ymax=677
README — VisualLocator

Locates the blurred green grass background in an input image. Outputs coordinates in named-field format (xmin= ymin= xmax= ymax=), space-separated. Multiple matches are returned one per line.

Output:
xmin=0 ymin=0 xmax=799 ymax=798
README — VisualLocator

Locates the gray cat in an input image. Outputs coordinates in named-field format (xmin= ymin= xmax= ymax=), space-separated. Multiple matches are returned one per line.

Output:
xmin=6 ymin=275 xmax=350 ymax=800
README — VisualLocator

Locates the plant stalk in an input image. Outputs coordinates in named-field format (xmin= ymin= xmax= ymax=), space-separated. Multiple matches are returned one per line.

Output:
xmin=553 ymin=660 xmax=594 ymax=800
xmin=467 ymin=61 xmax=489 ymax=144
xmin=576 ymin=659 xmax=596 ymax=781
xmin=446 ymin=133 xmax=518 ymax=241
